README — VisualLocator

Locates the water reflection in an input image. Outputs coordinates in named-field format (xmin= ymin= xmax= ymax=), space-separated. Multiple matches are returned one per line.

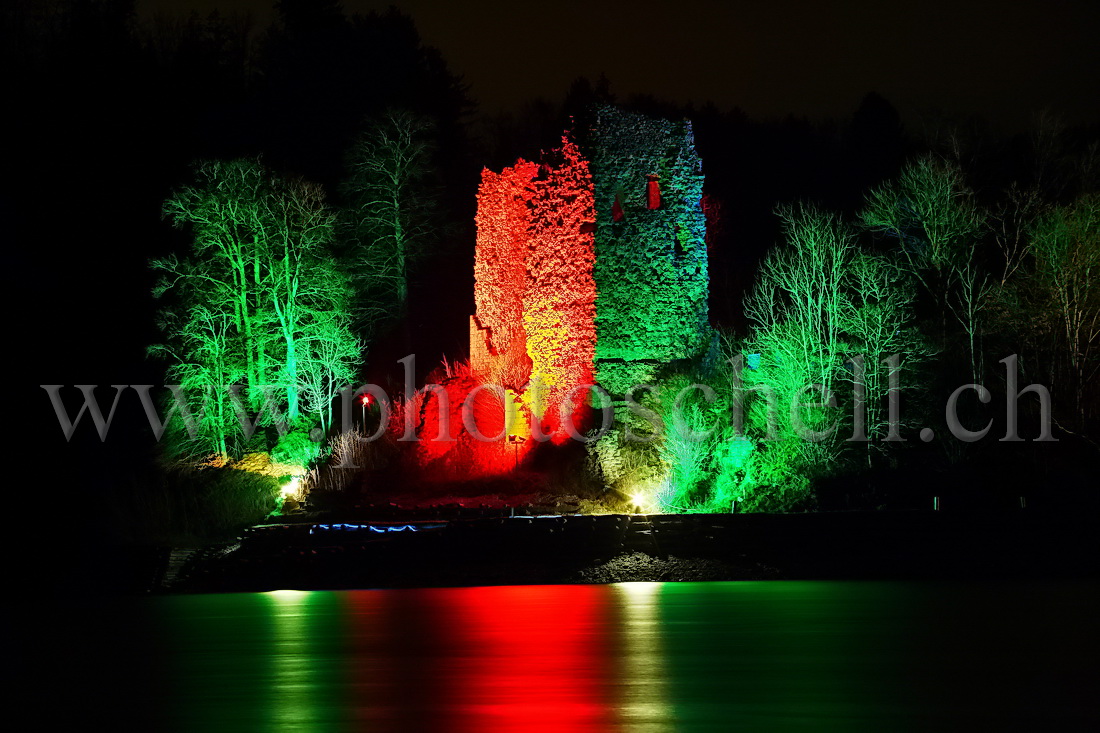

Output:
xmin=267 ymin=591 xmax=344 ymax=732
xmin=614 ymin=583 xmax=672 ymax=730
xmin=440 ymin=585 xmax=616 ymax=731
xmin=152 ymin=582 xmax=1098 ymax=731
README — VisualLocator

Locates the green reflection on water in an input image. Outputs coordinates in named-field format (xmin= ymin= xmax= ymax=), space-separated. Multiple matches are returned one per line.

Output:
xmin=609 ymin=581 xmax=909 ymax=730
xmin=153 ymin=581 xmax=1099 ymax=732
xmin=657 ymin=581 xmax=908 ymax=731
xmin=266 ymin=590 xmax=345 ymax=732
xmin=162 ymin=592 xmax=275 ymax=731
xmin=162 ymin=590 xmax=347 ymax=732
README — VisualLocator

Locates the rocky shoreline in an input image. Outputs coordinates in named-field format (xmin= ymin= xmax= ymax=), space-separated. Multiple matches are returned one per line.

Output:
xmin=143 ymin=509 xmax=1096 ymax=593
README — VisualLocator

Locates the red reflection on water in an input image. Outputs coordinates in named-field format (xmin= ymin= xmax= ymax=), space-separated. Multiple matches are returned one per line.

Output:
xmin=342 ymin=590 xmax=402 ymax=730
xmin=442 ymin=585 xmax=619 ymax=732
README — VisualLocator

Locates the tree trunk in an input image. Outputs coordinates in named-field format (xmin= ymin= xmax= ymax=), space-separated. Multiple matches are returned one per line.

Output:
xmin=285 ymin=333 xmax=299 ymax=420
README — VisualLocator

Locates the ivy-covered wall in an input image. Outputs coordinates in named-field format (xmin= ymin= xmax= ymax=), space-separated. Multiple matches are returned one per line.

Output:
xmin=471 ymin=160 xmax=539 ymax=383
xmin=524 ymin=138 xmax=597 ymax=436
xmin=471 ymin=139 xmax=598 ymax=441
xmin=589 ymin=106 xmax=710 ymax=389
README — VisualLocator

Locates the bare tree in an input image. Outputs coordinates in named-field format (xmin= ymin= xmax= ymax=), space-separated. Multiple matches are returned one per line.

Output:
xmin=992 ymin=184 xmax=1044 ymax=286
xmin=841 ymin=252 xmax=933 ymax=454
xmin=860 ymin=155 xmax=988 ymax=379
xmin=296 ymin=310 xmax=362 ymax=434
xmin=1031 ymin=194 xmax=1100 ymax=422
xmin=747 ymin=204 xmax=853 ymax=396
xmin=343 ymin=109 xmax=443 ymax=329
xmin=746 ymin=204 xmax=930 ymax=469
xmin=262 ymin=174 xmax=341 ymax=420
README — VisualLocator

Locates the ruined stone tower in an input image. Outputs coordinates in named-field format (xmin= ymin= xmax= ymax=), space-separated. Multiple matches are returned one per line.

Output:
xmin=469 ymin=106 xmax=711 ymax=440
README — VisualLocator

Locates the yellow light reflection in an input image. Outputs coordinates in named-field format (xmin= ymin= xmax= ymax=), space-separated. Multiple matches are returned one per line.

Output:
xmin=266 ymin=589 xmax=313 ymax=728
xmin=615 ymin=582 xmax=673 ymax=728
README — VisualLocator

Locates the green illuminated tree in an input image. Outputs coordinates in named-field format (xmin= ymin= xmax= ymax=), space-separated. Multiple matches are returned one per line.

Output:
xmin=747 ymin=204 xmax=853 ymax=395
xmin=260 ymin=173 xmax=342 ymax=420
xmin=742 ymin=205 xmax=852 ymax=485
xmin=737 ymin=204 xmax=929 ymax=489
xmin=153 ymin=158 xmax=361 ymax=459
xmin=160 ymin=160 xmax=271 ymax=396
xmin=148 ymin=305 xmax=244 ymax=460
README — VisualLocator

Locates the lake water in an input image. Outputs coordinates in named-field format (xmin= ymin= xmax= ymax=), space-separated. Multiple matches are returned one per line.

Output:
xmin=40 ymin=582 xmax=1099 ymax=731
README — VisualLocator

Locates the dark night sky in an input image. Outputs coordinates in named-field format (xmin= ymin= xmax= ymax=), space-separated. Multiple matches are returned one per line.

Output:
xmin=141 ymin=0 xmax=1100 ymax=130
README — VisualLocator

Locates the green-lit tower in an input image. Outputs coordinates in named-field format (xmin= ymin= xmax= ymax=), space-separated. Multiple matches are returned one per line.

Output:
xmin=588 ymin=106 xmax=711 ymax=393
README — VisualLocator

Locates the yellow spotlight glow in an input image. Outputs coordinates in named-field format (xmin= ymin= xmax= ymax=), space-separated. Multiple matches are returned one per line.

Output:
xmin=281 ymin=476 xmax=301 ymax=498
